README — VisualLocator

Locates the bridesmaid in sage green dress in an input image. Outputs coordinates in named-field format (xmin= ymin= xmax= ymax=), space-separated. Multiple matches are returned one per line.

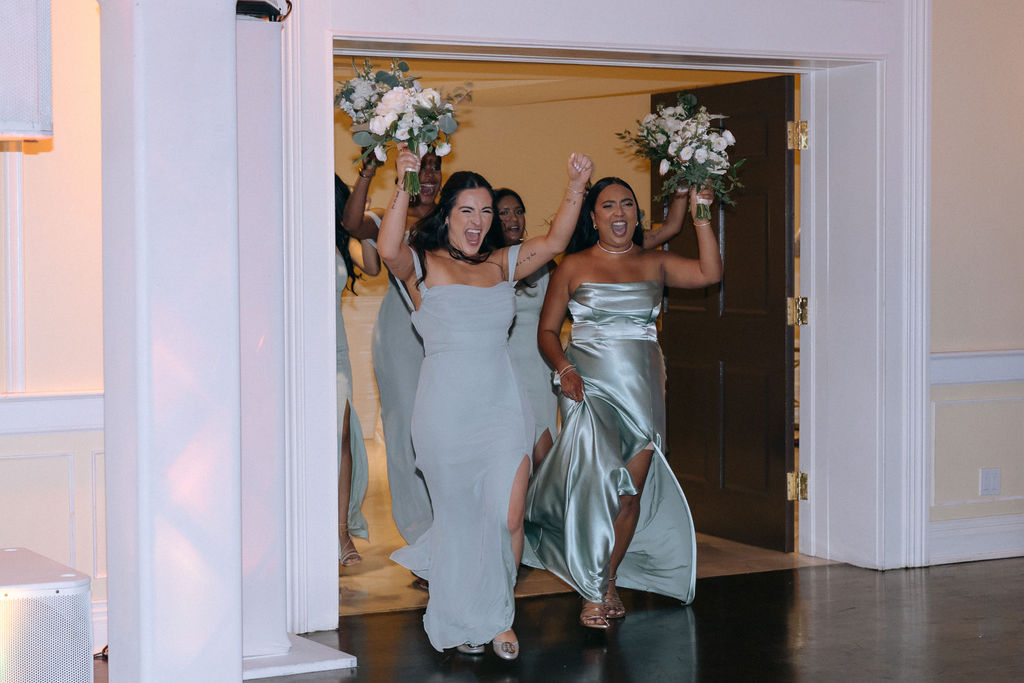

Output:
xmin=334 ymin=176 xmax=380 ymax=565
xmin=525 ymin=177 xmax=722 ymax=629
xmin=381 ymin=146 xmax=593 ymax=660
xmin=342 ymin=156 xmax=442 ymax=545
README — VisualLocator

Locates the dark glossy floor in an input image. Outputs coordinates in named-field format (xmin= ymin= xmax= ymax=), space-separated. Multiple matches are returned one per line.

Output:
xmin=253 ymin=557 xmax=1024 ymax=682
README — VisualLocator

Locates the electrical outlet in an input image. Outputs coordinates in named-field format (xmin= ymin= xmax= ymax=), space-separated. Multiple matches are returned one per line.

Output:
xmin=979 ymin=468 xmax=1001 ymax=496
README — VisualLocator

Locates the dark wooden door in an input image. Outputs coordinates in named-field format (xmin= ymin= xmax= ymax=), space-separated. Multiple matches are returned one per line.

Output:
xmin=654 ymin=76 xmax=795 ymax=551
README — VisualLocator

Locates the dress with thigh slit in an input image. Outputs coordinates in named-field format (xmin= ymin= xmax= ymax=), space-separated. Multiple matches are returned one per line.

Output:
xmin=391 ymin=245 xmax=535 ymax=651
xmin=523 ymin=280 xmax=697 ymax=605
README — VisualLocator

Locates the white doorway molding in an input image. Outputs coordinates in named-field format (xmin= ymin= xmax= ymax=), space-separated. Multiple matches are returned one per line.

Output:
xmin=279 ymin=0 xmax=931 ymax=633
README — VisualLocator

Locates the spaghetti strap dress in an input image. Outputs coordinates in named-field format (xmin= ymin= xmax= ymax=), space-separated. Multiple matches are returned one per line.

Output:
xmin=523 ymin=280 xmax=697 ymax=605
xmin=336 ymin=253 xmax=369 ymax=540
xmin=391 ymin=245 xmax=535 ymax=651
xmin=367 ymin=216 xmax=433 ymax=544
xmin=508 ymin=262 xmax=558 ymax=445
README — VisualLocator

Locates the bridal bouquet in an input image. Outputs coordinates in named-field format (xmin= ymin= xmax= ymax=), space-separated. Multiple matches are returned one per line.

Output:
xmin=618 ymin=93 xmax=744 ymax=221
xmin=335 ymin=58 xmax=463 ymax=195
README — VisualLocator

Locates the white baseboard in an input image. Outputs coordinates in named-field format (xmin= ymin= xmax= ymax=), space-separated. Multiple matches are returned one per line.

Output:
xmin=927 ymin=513 xmax=1024 ymax=565
xmin=242 ymin=633 xmax=356 ymax=679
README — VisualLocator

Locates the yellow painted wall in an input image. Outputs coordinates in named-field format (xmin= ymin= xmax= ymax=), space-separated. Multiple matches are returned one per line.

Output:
xmin=20 ymin=0 xmax=103 ymax=391
xmin=931 ymin=0 xmax=1024 ymax=353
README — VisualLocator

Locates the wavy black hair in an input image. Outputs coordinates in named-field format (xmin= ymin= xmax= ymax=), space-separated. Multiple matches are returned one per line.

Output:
xmin=408 ymin=170 xmax=504 ymax=283
xmin=566 ymin=176 xmax=646 ymax=255
xmin=334 ymin=174 xmax=361 ymax=293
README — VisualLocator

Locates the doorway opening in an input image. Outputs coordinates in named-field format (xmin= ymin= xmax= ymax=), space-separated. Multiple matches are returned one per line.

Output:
xmin=330 ymin=54 xmax=824 ymax=616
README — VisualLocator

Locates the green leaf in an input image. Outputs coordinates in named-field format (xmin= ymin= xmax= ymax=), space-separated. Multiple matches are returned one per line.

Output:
xmin=352 ymin=131 xmax=376 ymax=147
xmin=397 ymin=61 xmax=410 ymax=72
xmin=438 ymin=114 xmax=458 ymax=134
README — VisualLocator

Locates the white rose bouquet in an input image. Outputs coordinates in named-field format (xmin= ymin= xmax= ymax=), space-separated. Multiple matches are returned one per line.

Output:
xmin=618 ymin=93 xmax=744 ymax=221
xmin=335 ymin=58 xmax=465 ymax=195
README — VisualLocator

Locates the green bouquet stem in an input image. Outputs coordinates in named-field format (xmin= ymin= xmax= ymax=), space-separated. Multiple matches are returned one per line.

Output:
xmin=403 ymin=170 xmax=421 ymax=196
xmin=694 ymin=201 xmax=712 ymax=222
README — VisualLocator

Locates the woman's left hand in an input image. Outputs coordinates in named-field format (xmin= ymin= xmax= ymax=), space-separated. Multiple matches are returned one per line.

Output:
xmin=689 ymin=183 xmax=715 ymax=222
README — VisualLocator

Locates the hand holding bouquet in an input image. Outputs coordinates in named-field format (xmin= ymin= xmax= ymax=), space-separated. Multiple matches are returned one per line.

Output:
xmin=335 ymin=59 xmax=465 ymax=195
xmin=618 ymin=93 xmax=744 ymax=221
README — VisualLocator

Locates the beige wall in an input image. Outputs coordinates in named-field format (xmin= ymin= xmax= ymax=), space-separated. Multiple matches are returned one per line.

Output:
xmin=931 ymin=0 xmax=1024 ymax=353
xmin=19 ymin=0 xmax=104 ymax=392
xmin=930 ymin=0 xmax=1024 ymax=525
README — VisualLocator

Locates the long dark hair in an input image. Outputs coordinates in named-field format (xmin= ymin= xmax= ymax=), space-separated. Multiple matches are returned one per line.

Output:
xmin=408 ymin=171 xmax=504 ymax=283
xmin=334 ymin=175 xmax=361 ymax=293
xmin=566 ymin=177 xmax=645 ymax=255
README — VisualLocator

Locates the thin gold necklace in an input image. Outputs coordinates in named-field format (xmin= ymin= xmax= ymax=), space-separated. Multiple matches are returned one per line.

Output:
xmin=597 ymin=241 xmax=634 ymax=255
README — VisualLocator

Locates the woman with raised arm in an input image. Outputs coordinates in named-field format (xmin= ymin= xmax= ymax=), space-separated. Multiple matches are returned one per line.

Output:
xmin=334 ymin=175 xmax=381 ymax=566
xmin=342 ymin=155 xmax=441 ymax=546
xmin=496 ymin=186 xmax=693 ymax=469
xmin=524 ymin=177 xmax=722 ymax=630
xmin=380 ymin=145 xmax=593 ymax=660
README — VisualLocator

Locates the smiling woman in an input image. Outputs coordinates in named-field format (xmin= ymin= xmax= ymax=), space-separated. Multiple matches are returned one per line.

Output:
xmin=376 ymin=146 xmax=592 ymax=659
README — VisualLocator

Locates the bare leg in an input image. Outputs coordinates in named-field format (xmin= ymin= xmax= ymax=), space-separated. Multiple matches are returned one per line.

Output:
xmin=531 ymin=428 xmax=553 ymax=470
xmin=338 ymin=401 xmax=361 ymax=566
xmin=495 ymin=455 xmax=531 ymax=646
xmin=604 ymin=448 xmax=654 ymax=616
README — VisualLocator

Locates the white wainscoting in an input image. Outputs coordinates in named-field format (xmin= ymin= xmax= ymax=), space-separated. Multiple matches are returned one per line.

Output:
xmin=0 ymin=392 xmax=106 ymax=651
xmin=928 ymin=350 xmax=1024 ymax=565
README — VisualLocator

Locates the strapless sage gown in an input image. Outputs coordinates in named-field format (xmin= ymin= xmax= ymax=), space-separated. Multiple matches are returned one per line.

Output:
xmin=392 ymin=245 xmax=534 ymax=651
xmin=524 ymin=280 xmax=697 ymax=605
xmin=336 ymin=253 xmax=368 ymax=540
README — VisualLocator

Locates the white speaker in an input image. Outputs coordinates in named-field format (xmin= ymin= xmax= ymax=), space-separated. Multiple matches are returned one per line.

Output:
xmin=0 ymin=1 xmax=53 ymax=140
xmin=0 ymin=547 xmax=92 ymax=683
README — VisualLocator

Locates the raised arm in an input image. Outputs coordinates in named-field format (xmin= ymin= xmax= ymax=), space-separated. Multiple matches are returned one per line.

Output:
xmin=662 ymin=184 xmax=724 ymax=288
xmin=377 ymin=145 xmax=419 ymax=284
xmin=537 ymin=259 xmax=584 ymax=402
xmin=343 ymin=161 xmax=385 ymax=240
xmin=349 ymin=238 xmax=381 ymax=276
xmin=643 ymin=187 xmax=689 ymax=249
xmin=512 ymin=153 xmax=593 ymax=280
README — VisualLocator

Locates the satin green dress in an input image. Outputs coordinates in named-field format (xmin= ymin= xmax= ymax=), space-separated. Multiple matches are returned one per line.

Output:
xmin=336 ymin=253 xmax=369 ymax=541
xmin=524 ymin=280 xmax=697 ymax=605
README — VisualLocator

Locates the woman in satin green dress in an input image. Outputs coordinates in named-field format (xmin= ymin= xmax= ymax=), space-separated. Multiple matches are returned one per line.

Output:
xmin=525 ymin=177 xmax=722 ymax=629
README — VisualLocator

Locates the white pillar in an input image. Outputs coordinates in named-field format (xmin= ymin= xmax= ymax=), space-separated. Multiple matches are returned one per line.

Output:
xmin=101 ymin=2 xmax=243 ymax=680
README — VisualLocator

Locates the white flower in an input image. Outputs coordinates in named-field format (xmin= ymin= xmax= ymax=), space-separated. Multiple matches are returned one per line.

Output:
xmin=710 ymin=134 xmax=728 ymax=152
xmin=378 ymin=87 xmax=411 ymax=116
xmin=668 ymin=140 xmax=681 ymax=156
xmin=722 ymin=129 xmax=736 ymax=145
xmin=394 ymin=124 xmax=411 ymax=141
xmin=373 ymin=145 xmax=387 ymax=162
xmin=414 ymin=88 xmax=442 ymax=109
xmin=679 ymin=146 xmax=695 ymax=161
xmin=369 ymin=112 xmax=396 ymax=136
xmin=694 ymin=148 xmax=709 ymax=163
xmin=659 ymin=158 xmax=671 ymax=175
xmin=418 ymin=142 xmax=429 ymax=157
xmin=434 ymin=141 xmax=451 ymax=157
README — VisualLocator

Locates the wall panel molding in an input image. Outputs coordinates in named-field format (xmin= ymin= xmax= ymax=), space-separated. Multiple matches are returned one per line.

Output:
xmin=1 ymin=143 xmax=26 ymax=392
xmin=930 ymin=350 xmax=1024 ymax=385
xmin=0 ymin=391 xmax=103 ymax=434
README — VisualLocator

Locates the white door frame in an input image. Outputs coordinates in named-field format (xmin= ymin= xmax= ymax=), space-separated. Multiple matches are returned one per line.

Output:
xmin=280 ymin=1 xmax=930 ymax=634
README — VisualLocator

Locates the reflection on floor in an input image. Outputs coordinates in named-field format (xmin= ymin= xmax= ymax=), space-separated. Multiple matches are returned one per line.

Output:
xmin=341 ymin=439 xmax=833 ymax=617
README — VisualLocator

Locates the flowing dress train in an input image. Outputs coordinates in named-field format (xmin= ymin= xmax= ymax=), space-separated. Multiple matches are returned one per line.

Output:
xmin=524 ymin=281 xmax=697 ymax=605
xmin=392 ymin=245 xmax=534 ymax=651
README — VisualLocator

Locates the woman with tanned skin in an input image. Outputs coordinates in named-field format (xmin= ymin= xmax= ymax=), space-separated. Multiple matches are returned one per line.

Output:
xmin=524 ymin=177 xmax=722 ymax=629
xmin=381 ymin=145 xmax=593 ymax=660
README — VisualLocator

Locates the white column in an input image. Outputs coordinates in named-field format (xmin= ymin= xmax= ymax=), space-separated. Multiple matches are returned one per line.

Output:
xmin=100 ymin=2 xmax=243 ymax=680
xmin=237 ymin=17 xmax=291 ymax=660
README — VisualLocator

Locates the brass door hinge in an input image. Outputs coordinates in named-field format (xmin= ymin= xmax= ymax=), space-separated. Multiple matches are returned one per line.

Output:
xmin=787 ymin=471 xmax=808 ymax=501
xmin=787 ymin=297 xmax=809 ymax=326
xmin=787 ymin=120 xmax=808 ymax=150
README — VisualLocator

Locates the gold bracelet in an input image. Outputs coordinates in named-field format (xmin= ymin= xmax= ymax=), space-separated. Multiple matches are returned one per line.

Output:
xmin=557 ymin=364 xmax=577 ymax=377
xmin=694 ymin=221 xmax=712 ymax=228
xmin=566 ymin=187 xmax=586 ymax=195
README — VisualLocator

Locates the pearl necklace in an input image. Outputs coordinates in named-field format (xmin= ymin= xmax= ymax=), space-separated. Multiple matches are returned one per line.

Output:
xmin=597 ymin=241 xmax=634 ymax=255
